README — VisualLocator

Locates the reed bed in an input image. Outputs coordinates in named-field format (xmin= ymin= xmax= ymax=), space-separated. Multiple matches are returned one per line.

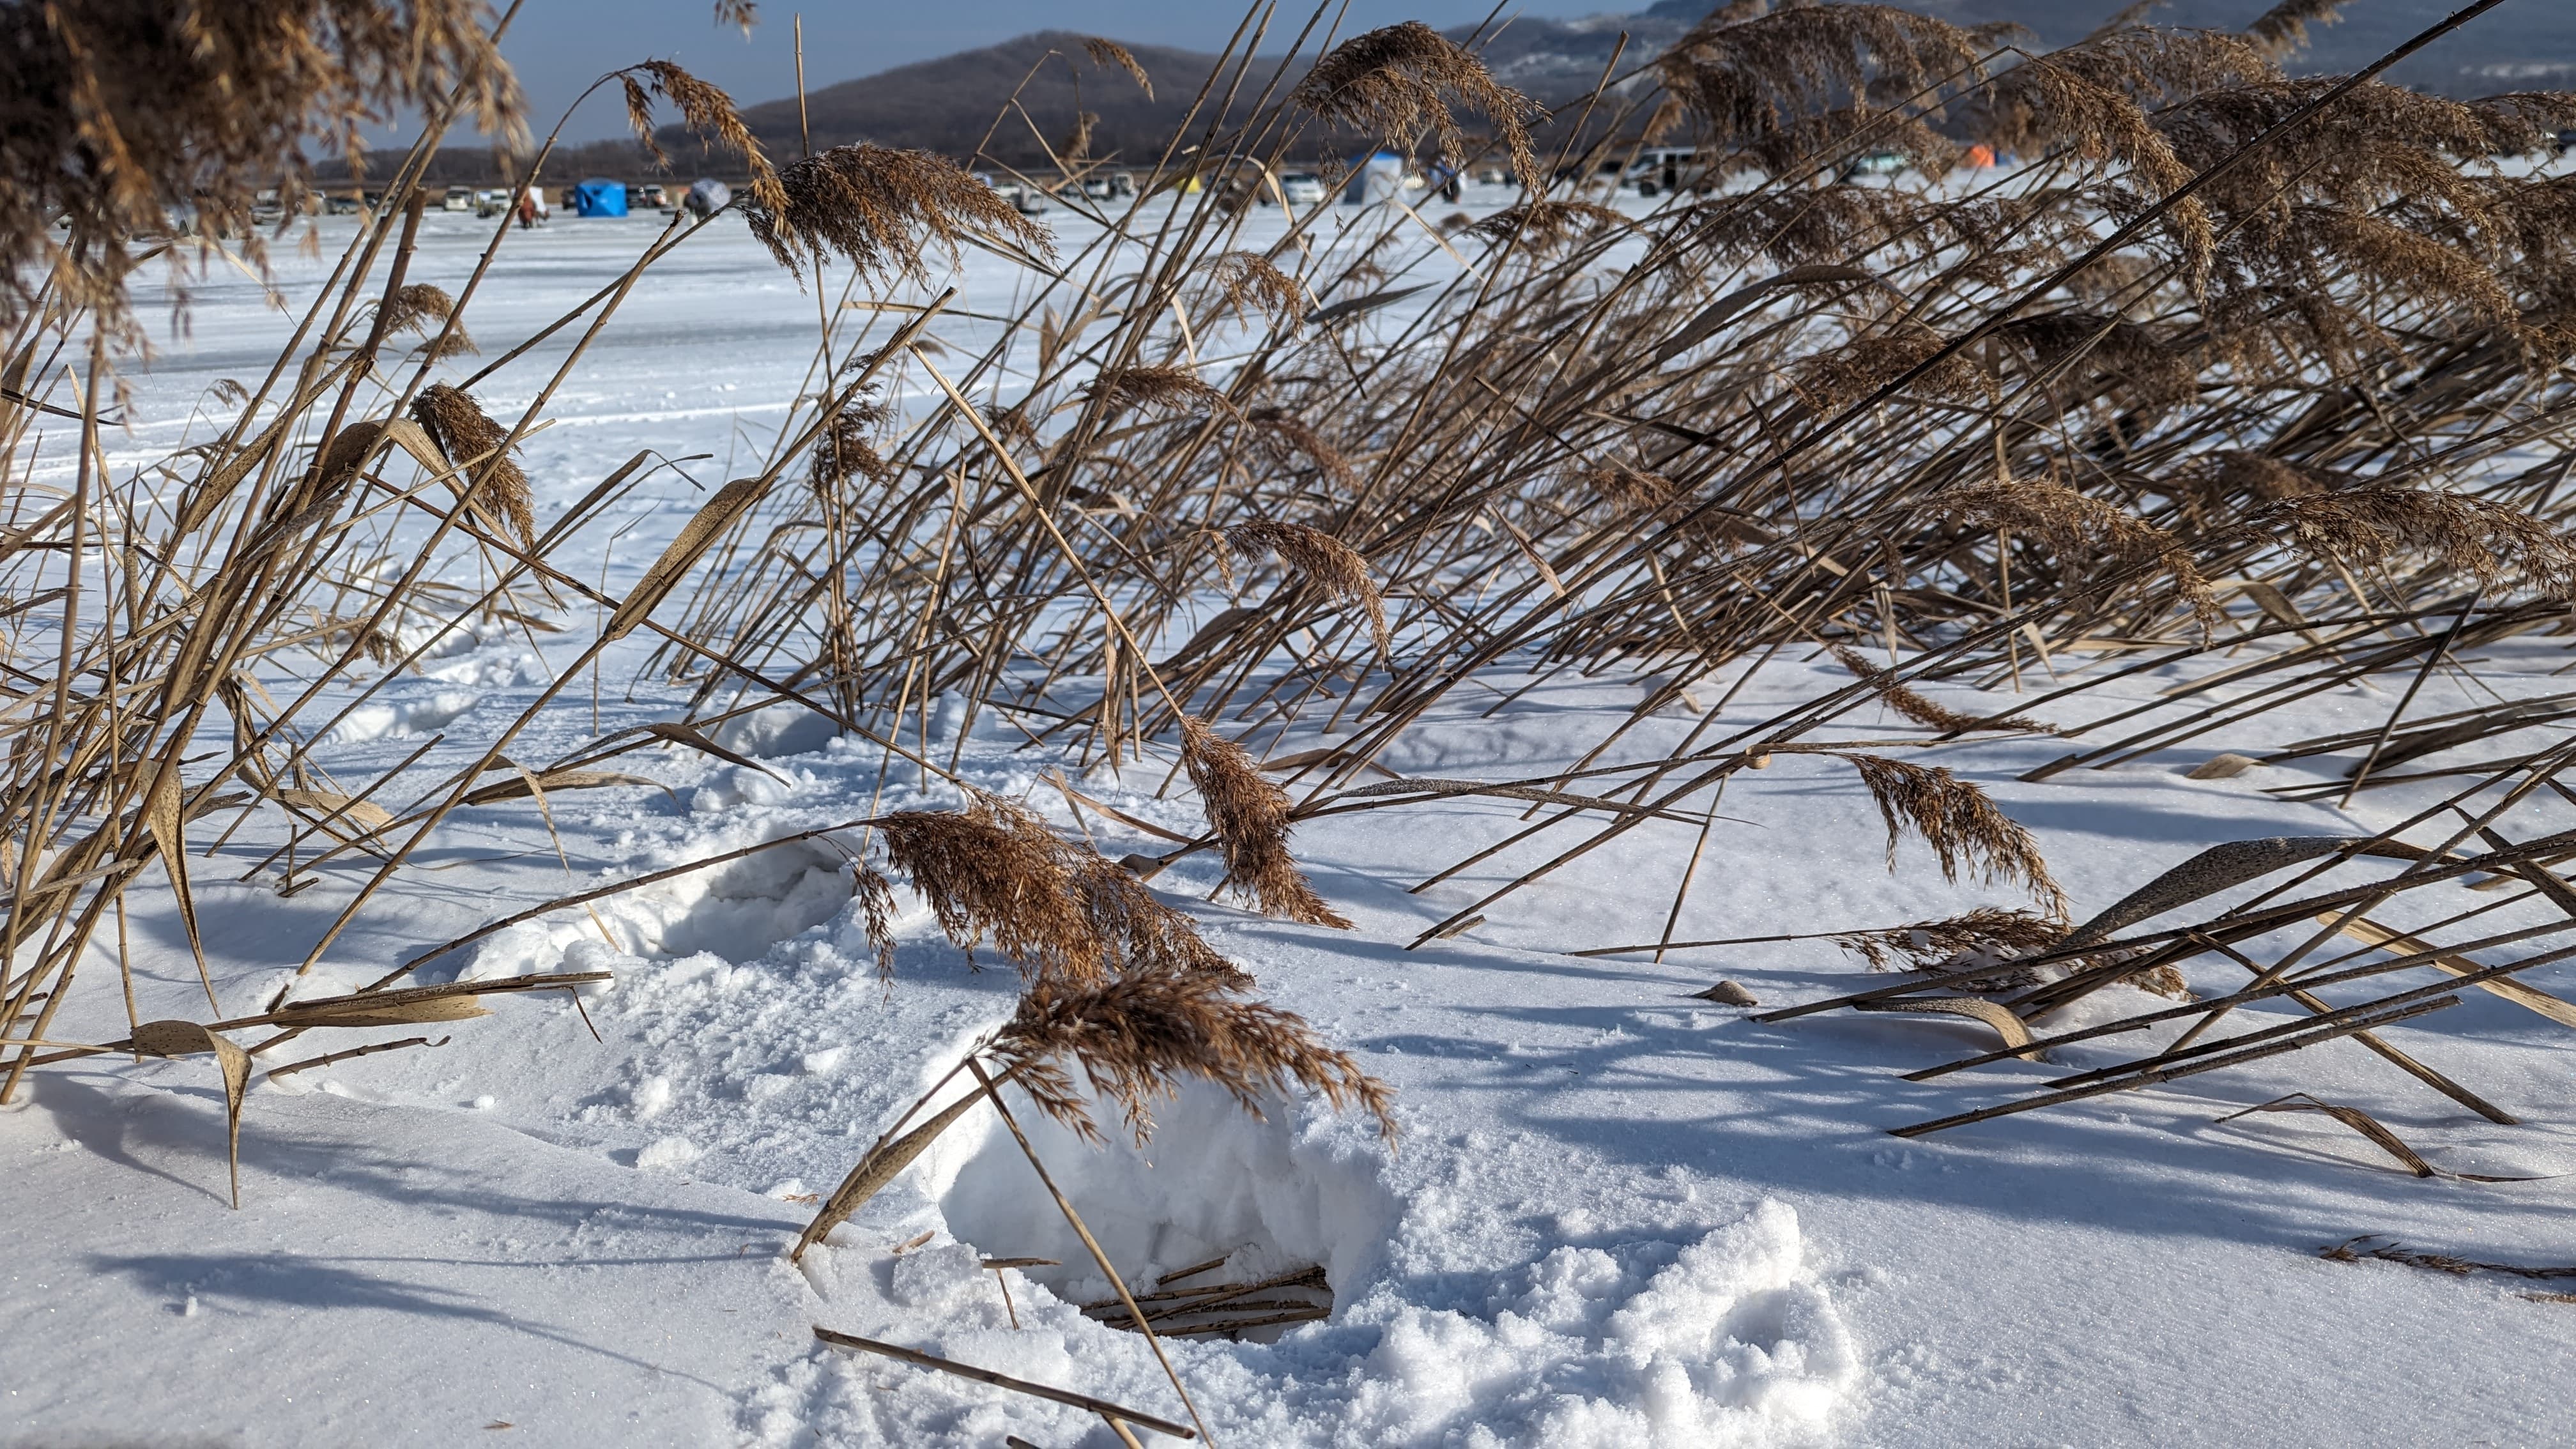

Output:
xmin=8 ymin=0 xmax=2576 ymax=1423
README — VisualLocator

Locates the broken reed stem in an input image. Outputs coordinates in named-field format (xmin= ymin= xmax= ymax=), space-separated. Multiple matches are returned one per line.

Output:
xmin=812 ymin=1327 xmax=1197 ymax=1439
xmin=1890 ymin=995 xmax=2460 ymax=1138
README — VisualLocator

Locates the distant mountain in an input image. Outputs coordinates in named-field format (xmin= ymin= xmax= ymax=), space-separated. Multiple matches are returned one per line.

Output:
xmin=700 ymin=3 xmax=2576 ymax=171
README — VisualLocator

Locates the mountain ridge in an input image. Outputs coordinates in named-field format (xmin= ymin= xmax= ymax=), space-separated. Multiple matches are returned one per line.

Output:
xmin=732 ymin=3 xmax=2575 ymax=166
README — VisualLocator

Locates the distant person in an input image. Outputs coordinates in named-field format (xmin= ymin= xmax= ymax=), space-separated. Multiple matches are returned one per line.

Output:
xmin=685 ymin=178 xmax=733 ymax=220
xmin=516 ymin=190 xmax=539 ymax=228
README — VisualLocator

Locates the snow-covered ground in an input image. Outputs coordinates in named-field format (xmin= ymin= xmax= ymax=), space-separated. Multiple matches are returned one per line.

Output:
xmin=8 ymin=190 xmax=2576 ymax=1446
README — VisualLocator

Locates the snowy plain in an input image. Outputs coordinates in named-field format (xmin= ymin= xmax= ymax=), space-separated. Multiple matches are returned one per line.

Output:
xmin=6 ymin=185 xmax=2576 ymax=1447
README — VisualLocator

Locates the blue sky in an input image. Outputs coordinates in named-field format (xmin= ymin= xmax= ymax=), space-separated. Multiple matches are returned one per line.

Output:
xmin=474 ymin=1 xmax=1613 ymax=143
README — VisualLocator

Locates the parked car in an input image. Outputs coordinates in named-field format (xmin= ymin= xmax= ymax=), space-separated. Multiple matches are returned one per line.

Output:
xmin=325 ymin=193 xmax=363 ymax=215
xmin=1276 ymin=171 xmax=1326 ymax=206
xmin=442 ymin=185 xmax=473 ymax=211
xmin=1839 ymin=150 xmax=1908 ymax=181
xmin=978 ymin=174 xmax=1050 ymax=215
xmin=625 ymin=183 xmax=669 ymax=211
xmin=1625 ymin=148 xmax=1717 ymax=197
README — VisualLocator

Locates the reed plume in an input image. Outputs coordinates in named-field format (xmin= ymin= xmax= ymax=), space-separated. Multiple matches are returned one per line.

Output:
xmin=1832 ymin=906 xmax=2066 ymax=972
xmin=1476 ymin=201 xmax=1628 ymax=253
xmin=1832 ymin=907 xmax=2186 ymax=997
xmin=2258 ymin=486 xmax=2576 ymax=599
xmin=1940 ymin=475 xmax=2221 ymax=629
xmin=1837 ymin=755 xmax=2067 ymax=919
xmin=1830 ymin=646 xmax=2056 ymax=735
xmin=986 ymin=962 xmax=1395 ymax=1146
xmin=410 ymin=383 xmax=534 ymax=545
xmin=1082 ymin=37 xmax=1153 ymax=98
xmin=1293 ymin=21 xmax=1540 ymax=185
xmin=872 ymin=793 xmax=1243 ymax=985
xmin=1179 ymin=717 xmax=1351 ymax=928
xmin=619 ymin=59 xmax=786 ymax=222
xmin=2244 ymin=0 xmax=2350 ymax=59
xmin=1086 ymin=364 xmax=1233 ymax=418
xmin=1245 ymin=408 xmax=1356 ymax=488
xmin=742 ymin=143 xmax=1053 ymax=282
xmin=1193 ymin=251 xmax=1305 ymax=328
xmin=0 ymin=0 xmax=521 ymax=332
xmin=1656 ymin=3 xmax=1986 ymax=152
xmin=1224 ymin=521 xmax=1392 ymax=657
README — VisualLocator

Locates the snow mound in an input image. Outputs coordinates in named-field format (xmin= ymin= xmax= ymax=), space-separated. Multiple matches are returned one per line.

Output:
xmin=325 ymin=689 xmax=479 ymax=742
xmin=456 ymin=838 xmax=852 ymax=978
xmin=925 ymin=1077 xmax=1400 ymax=1324
xmin=1347 ymin=1199 xmax=1853 ymax=1446
xmin=714 ymin=703 xmax=843 ymax=760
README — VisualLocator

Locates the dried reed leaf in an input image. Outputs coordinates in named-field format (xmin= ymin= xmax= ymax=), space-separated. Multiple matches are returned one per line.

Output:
xmin=129 ymin=1021 xmax=250 ymax=1207
xmin=457 ymin=770 xmax=669 ymax=808
xmin=795 ymin=1083 xmax=992 ymax=1258
xmin=2218 ymin=1092 xmax=2434 ymax=1176
xmin=1657 ymin=263 xmax=1882 ymax=362
xmin=1854 ymin=996 xmax=2039 ymax=1055
xmin=606 ymin=477 xmax=767 ymax=641
xmin=273 ymin=788 xmax=396 ymax=833
xmin=271 ymin=997 xmax=493 ymax=1029
xmin=142 ymin=762 xmax=207 ymax=981
xmin=2057 ymin=836 xmax=2365 ymax=949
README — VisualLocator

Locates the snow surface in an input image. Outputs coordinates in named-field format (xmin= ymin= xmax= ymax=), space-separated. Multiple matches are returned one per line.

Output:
xmin=8 ymin=188 xmax=2576 ymax=1446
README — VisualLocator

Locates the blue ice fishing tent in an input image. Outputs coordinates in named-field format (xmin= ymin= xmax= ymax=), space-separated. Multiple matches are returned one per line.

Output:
xmin=571 ymin=178 xmax=627 ymax=217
